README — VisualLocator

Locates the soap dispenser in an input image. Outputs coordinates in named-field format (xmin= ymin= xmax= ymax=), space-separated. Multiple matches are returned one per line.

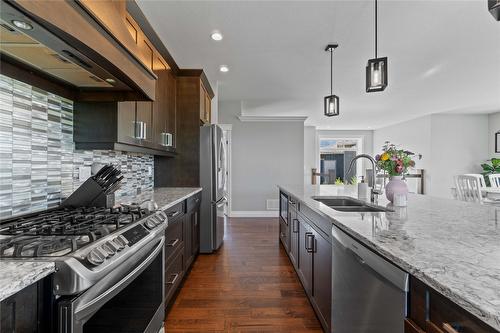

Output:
xmin=358 ymin=176 xmax=369 ymax=199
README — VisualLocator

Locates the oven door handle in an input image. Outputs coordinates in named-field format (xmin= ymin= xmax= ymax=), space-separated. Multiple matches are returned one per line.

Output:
xmin=73 ymin=237 xmax=165 ymax=320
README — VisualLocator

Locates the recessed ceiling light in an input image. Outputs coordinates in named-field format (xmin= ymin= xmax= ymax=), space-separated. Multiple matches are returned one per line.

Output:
xmin=219 ymin=65 xmax=229 ymax=73
xmin=11 ymin=20 xmax=33 ymax=30
xmin=211 ymin=31 xmax=223 ymax=41
xmin=105 ymin=78 xmax=116 ymax=84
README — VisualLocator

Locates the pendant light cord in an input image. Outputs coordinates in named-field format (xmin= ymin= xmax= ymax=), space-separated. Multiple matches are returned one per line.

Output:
xmin=330 ymin=48 xmax=333 ymax=95
xmin=375 ymin=0 xmax=378 ymax=58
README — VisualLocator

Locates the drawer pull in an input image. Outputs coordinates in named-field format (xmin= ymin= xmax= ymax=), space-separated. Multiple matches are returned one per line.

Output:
xmin=166 ymin=273 xmax=179 ymax=285
xmin=167 ymin=239 xmax=179 ymax=247
xmin=167 ymin=211 xmax=180 ymax=218
xmin=442 ymin=323 xmax=459 ymax=333
xmin=195 ymin=198 xmax=200 ymax=203
xmin=292 ymin=219 xmax=299 ymax=233
xmin=305 ymin=233 xmax=315 ymax=253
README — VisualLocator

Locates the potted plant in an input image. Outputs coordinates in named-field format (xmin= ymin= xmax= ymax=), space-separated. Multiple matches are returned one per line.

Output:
xmin=481 ymin=158 xmax=500 ymax=186
xmin=375 ymin=141 xmax=422 ymax=202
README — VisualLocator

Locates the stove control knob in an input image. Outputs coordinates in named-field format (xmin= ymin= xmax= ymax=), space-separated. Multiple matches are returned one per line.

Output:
xmin=87 ymin=249 xmax=105 ymax=266
xmin=112 ymin=238 xmax=125 ymax=251
xmin=109 ymin=240 xmax=123 ymax=252
xmin=144 ymin=218 xmax=156 ymax=230
xmin=158 ymin=212 xmax=168 ymax=222
xmin=101 ymin=242 xmax=116 ymax=256
xmin=153 ymin=215 xmax=163 ymax=225
xmin=114 ymin=235 xmax=128 ymax=248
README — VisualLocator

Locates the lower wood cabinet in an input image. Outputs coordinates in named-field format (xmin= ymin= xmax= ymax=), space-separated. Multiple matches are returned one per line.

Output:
xmin=406 ymin=276 xmax=498 ymax=333
xmin=297 ymin=215 xmax=313 ymax=295
xmin=293 ymin=210 xmax=331 ymax=332
xmin=164 ymin=193 xmax=201 ymax=311
xmin=0 ymin=276 xmax=54 ymax=333
xmin=289 ymin=208 xmax=299 ymax=269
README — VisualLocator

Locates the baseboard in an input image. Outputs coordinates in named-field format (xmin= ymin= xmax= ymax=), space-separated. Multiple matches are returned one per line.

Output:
xmin=229 ymin=211 xmax=279 ymax=218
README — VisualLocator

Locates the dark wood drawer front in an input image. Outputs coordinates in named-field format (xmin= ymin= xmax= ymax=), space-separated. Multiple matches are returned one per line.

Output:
xmin=298 ymin=204 xmax=331 ymax=237
xmin=279 ymin=218 xmax=289 ymax=252
xmin=165 ymin=249 xmax=184 ymax=305
xmin=165 ymin=201 xmax=185 ymax=221
xmin=165 ymin=219 xmax=184 ymax=262
xmin=186 ymin=192 xmax=201 ymax=213
xmin=428 ymin=290 xmax=497 ymax=333
xmin=405 ymin=319 xmax=426 ymax=333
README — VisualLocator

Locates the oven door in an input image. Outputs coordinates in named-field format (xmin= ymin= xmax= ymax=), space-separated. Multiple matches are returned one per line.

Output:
xmin=58 ymin=237 xmax=165 ymax=333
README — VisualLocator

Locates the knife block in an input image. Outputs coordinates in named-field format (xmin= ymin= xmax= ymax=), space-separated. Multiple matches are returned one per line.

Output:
xmin=61 ymin=178 xmax=105 ymax=208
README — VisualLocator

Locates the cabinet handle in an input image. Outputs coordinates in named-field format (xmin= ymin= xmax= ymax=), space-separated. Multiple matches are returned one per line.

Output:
xmin=304 ymin=232 xmax=312 ymax=251
xmin=442 ymin=323 xmax=459 ymax=333
xmin=306 ymin=233 xmax=315 ymax=253
xmin=166 ymin=273 xmax=179 ymax=285
xmin=292 ymin=219 xmax=299 ymax=233
xmin=167 ymin=211 xmax=180 ymax=218
xmin=167 ymin=239 xmax=179 ymax=247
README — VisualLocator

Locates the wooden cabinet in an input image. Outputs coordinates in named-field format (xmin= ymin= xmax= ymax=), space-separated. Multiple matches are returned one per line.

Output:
xmin=311 ymin=226 xmax=332 ymax=330
xmin=153 ymin=68 xmax=177 ymax=150
xmin=74 ymin=66 xmax=177 ymax=156
xmin=0 ymin=276 xmax=54 ymax=333
xmin=289 ymin=207 xmax=299 ymax=269
xmin=200 ymin=83 xmax=211 ymax=124
xmin=164 ymin=193 xmax=201 ymax=311
xmin=406 ymin=276 xmax=498 ymax=333
xmin=297 ymin=215 xmax=313 ymax=295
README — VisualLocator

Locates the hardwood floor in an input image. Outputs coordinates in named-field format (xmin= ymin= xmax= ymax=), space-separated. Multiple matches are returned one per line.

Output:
xmin=165 ymin=217 xmax=323 ymax=332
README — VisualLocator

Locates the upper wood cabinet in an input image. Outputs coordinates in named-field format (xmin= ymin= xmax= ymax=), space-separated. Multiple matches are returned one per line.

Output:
xmin=200 ymin=83 xmax=212 ymax=124
xmin=78 ymin=1 xmax=163 ymax=73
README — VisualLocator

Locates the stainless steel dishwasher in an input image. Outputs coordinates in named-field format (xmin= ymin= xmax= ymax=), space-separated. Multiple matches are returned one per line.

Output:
xmin=331 ymin=225 xmax=409 ymax=333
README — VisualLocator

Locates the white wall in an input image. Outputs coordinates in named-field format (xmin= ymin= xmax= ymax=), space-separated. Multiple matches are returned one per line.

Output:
xmin=373 ymin=114 xmax=489 ymax=198
xmin=304 ymin=126 xmax=318 ymax=185
xmin=489 ymin=112 xmax=500 ymax=158
xmin=430 ymin=114 xmax=489 ymax=198
xmin=219 ymin=101 xmax=304 ymax=215
xmin=373 ymin=115 xmax=432 ymax=192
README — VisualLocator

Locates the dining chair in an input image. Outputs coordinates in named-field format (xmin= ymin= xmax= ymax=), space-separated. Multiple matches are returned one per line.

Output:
xmin=454 ymin=175 xmax=485 ymax=204
xmin=489 ymin=174 xmax=500 ymax=188
xmin=464 ymin=174 xmax=486 ymax=188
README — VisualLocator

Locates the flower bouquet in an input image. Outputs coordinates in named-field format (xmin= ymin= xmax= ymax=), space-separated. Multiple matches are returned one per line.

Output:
xmin=375 ymin=142 xmax=422 ymax=202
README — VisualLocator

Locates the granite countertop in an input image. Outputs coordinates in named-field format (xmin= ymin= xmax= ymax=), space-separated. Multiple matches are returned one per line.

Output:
xmin=0 ymin=261 xmax=55 ymax=301
xmin=278 ymin=184 xmax=500 ymax=331
xmin=121 ymin=187 xmax=202 ymax=211
xmin=0 ymin=187 xmax=202 ymax=302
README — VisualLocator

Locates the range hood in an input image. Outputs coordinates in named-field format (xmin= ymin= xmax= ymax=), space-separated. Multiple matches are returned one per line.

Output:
xmin=0 ymin=0 xmax=156 ymax=101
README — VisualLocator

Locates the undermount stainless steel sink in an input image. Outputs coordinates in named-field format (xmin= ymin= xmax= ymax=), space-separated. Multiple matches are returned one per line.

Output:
xmin=313 ymin=196 xmax=393 ymax=213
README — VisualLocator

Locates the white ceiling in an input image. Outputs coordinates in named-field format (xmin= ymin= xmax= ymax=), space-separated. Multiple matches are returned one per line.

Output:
xmin=138 ymin=0 xmax=500 ymax=129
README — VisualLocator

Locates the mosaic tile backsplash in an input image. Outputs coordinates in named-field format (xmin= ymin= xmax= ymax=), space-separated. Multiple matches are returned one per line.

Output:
xmin=0 ymin=74 xmax=154 ymax=218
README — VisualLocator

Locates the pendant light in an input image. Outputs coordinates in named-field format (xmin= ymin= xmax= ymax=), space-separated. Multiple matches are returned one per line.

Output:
xmin=324 ymin=44 xmax=339 ymax=117
xmin=366 ymin=0 xmax=388 ymax=92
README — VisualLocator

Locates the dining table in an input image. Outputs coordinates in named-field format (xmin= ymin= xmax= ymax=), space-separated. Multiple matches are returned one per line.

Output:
xmin=481 ymin=187 xmax=500 ymax=202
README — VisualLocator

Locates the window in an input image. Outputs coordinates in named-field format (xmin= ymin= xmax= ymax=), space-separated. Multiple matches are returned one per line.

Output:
xmin=318 ymin=138 xmax=362 ymax=184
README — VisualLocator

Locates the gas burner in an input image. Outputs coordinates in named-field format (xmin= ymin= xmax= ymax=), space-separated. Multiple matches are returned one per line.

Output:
xmin=0 ymin=204 xmax=152 ymax=258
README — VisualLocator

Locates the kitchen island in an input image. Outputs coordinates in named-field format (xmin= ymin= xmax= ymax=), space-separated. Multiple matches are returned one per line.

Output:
xmin=278 ymin=184 xmax=500 ymax=332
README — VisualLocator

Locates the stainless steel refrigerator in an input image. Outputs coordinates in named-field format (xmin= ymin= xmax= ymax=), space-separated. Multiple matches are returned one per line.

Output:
xmin=200 ymin=124 xmax=227 ymax=253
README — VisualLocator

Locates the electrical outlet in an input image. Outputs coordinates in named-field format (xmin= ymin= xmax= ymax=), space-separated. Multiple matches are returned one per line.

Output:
xmin=79 ymin=166 xmax=91 ymax=181
xmin=148 ymin=166 xmax=153 ymax=176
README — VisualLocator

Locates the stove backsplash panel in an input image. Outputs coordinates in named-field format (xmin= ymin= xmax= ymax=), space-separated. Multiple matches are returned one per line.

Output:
xmin=0 ymin=74 xmax=154 ymax=218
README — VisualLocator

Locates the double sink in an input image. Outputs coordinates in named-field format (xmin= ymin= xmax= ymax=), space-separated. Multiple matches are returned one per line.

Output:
xmin=313 ymin=196 xmax=393 ymax=213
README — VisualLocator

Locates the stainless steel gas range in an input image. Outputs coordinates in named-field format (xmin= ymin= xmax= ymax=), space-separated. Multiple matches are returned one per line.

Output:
xmin=0 ymin=204 xmax=167 ymax=333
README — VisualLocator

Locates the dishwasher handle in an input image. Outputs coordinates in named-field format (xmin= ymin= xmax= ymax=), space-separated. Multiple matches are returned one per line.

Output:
xmin=332 ymin=225 xmax=409 ymax=292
